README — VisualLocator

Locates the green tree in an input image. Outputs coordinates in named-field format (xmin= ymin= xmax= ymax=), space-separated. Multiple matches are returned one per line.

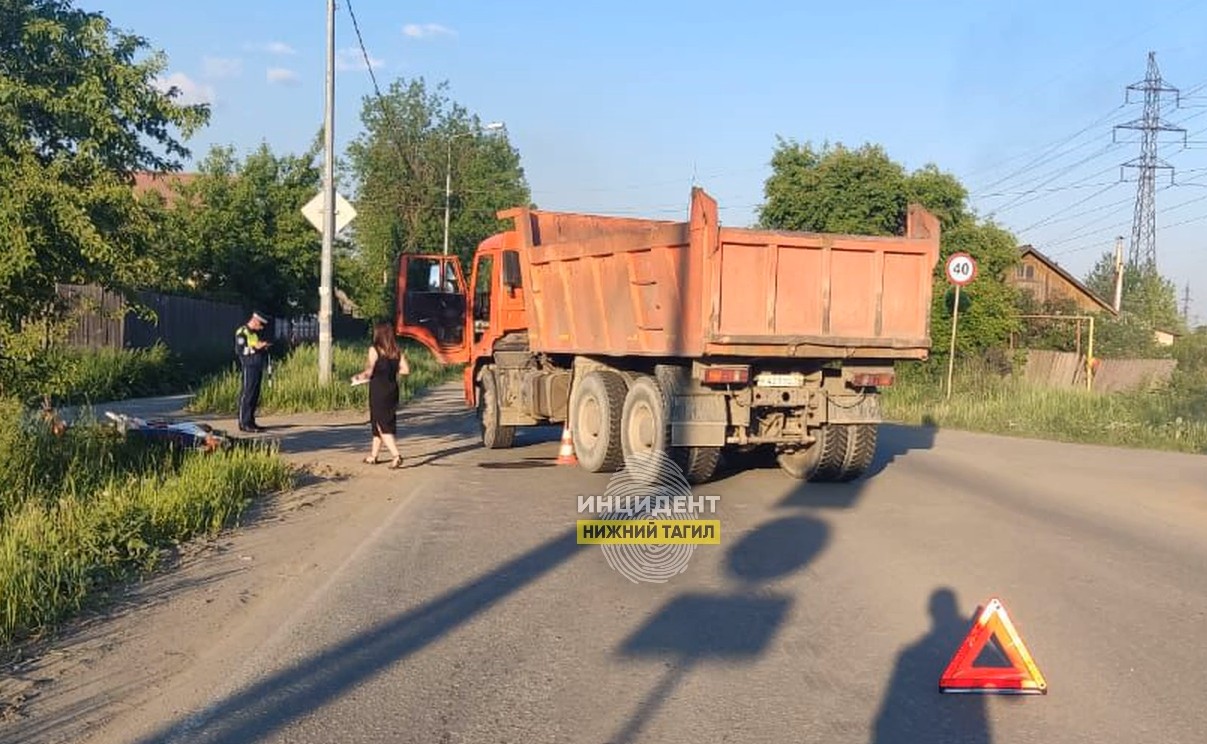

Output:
xmin=1084 ymin=254 xmax=1183 ymax=332
xmin=147 ymin=139 xmax=332 ymax=317
xmin=759 ymin=140 xmax=908 ymax=235
xmin=0 ymin=1 xmax=206 ymax=397
xmin=344 ymin=78 xmax=530 ymax=318
xmin=1082 ymin=253 xmax=1183 ymax=357
xmin=757 ymin=139 xmax=1023 ymax=355
xmin=0 ymin=0 xmax=207 ymax=325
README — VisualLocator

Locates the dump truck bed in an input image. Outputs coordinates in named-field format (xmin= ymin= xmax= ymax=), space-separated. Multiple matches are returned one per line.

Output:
xmin=500 ymin=188 xmax=941 ymax=360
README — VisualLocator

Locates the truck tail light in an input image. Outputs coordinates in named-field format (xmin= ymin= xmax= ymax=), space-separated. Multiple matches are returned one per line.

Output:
xmin=849 ymin=372 xmax=894 ymax=387
xmin=702 ymin=365 xmax=750 ymax=384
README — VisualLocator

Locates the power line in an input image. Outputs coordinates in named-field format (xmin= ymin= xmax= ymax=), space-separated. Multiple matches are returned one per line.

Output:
xmin=1006 ymin=105 xmax=1207 ymax=237
xmin=990 ymin=161 xmax=1125 ymax=215
xmin=985 ymin=143 xmax=1123 ymax=216
xmin=1015 ymin=182 xmax=1124 ymax=234
xmin=344 ymin=0 xmax=385 ymax=102
xmin=970 ymin=76 xmax=1207 ymax=199
xmin=962 ymin=0 xmax=1203 ymax=180
xmin=1045 ymin=186 xmax=1207 ymax=256
xmin=968 ymin=105 xmax=1126 ymax=192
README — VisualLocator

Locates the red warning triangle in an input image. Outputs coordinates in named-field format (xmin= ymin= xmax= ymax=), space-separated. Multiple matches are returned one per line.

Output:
xmin=940 ymin=597 xmax=1047 ymax=694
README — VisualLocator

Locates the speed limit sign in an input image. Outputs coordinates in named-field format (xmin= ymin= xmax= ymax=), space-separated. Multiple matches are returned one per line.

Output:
xmin=945 ymin=252 xmax=977 ymax=286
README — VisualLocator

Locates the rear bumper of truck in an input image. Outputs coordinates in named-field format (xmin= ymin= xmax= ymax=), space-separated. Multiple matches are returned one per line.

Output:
xmin=667 ymin=362 xmax=888 ymax=449
xmin=705 ymin=334 xmax=931 ymax=360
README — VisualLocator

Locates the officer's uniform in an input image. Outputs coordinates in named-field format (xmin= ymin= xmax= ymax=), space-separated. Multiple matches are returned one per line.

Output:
xmin=234 ymin=315 xmax=269 ymax=431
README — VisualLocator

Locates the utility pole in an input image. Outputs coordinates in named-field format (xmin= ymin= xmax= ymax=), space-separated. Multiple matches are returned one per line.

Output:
xmin=1112 ymin=235 xmax=1125 ymax=313
xmin=443 ymin=140 xmax=453 ymax=256
xmin=1183 ymin=283 xmax=1192 ymax=323
xmin=442 ymin=122 xmax=505 ymax=257
xmin=1114 ymin=51 xmax=1185 ymax=271
xmin=318 ymin=0 xmax=336 ymax=384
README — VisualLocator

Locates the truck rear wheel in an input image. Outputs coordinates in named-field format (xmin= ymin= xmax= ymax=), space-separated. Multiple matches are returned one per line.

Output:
xmin=478 ymin=368 xmax=515 ymax=449
xmin=621 ymin=373 xmax=720 ymax=485
xmin=838 ymin=424 xmax=878 ymax=482
xmin=570 ymin=370 xmax=627 ymax=473
xmin=776 ymin=424 xmax=878 ymax=482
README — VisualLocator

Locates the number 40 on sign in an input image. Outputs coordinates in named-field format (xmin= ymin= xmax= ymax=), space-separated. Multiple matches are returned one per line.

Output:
xmin=946 ymin=252 xmax=977 ymax=286
xmin=944 ymin=252 xmax=977 ymax=399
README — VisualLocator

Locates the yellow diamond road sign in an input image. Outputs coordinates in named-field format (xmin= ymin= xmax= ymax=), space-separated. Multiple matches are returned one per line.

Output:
xmin=302 ymin=190 xmax=357 ymax=234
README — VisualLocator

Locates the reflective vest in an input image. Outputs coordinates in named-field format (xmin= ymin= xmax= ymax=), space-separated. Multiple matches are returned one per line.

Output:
xmin=234 ymin=325 xmax=265 ymax=365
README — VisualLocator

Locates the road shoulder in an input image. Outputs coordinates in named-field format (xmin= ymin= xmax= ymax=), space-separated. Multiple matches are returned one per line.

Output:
xmin=0 ymin=383 xmax=477 ymax=744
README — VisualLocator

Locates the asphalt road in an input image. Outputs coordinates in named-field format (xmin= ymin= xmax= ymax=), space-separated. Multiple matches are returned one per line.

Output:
xmin=16 ymin=385 xmax=1207 ymax=743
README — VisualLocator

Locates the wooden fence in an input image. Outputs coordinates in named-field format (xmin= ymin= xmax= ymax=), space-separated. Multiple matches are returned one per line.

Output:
xmin=1022 ymin=349 xmax=1177 ymax=393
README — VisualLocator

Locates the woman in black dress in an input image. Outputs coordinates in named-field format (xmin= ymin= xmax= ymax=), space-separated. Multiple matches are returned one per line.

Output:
xmin=352 ymin=321 xmax=410 ymax=468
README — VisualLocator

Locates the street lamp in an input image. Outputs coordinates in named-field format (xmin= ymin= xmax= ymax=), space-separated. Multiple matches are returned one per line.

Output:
xmin=443 ymin=121 xmax=505 ymax=256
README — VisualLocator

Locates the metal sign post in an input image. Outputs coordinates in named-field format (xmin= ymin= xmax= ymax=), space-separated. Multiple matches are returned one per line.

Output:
xmin=944 ymin=252 xmax=977 ymax=400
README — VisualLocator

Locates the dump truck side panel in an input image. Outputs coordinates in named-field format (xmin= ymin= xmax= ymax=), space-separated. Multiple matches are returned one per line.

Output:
xmin=502 ymin=206 xmax=704 ymax=357
xmin=503 ymin=189 xmax=940 ymax=360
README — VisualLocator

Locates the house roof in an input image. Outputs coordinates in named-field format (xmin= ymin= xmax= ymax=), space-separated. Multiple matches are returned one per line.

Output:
xmin=1017 ymin=244 xmax=1119 ymax=316
xmin=131 ymin=171 xmax=198 ymax=204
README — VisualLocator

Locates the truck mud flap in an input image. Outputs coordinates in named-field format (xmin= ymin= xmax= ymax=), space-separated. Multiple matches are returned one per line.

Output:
xmin=669 ymin=393 xmax=728 ymax=447
xmin=826 ymin=393 xmax=882 ymax=425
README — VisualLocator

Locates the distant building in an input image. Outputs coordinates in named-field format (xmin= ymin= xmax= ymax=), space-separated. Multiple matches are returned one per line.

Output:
xmin=1153 ymin=328 xmax=1179 ymax=346
xmin=131 ymin=171 xmax=198 ymax=206
xmin=1009 ymin=245 xmax=1118 ymax=316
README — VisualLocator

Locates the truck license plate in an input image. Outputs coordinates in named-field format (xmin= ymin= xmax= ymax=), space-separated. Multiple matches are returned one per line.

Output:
xmin=755 ymin=372 xmax=804 ymax=387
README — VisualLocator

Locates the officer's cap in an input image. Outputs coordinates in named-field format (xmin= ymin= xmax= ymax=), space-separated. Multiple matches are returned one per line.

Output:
xmin=251 ymin=311 xmax=268 ymax=324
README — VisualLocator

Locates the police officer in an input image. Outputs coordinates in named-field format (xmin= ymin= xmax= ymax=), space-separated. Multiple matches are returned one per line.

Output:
xmin=234 ymin=311 xmax=271 ymax=432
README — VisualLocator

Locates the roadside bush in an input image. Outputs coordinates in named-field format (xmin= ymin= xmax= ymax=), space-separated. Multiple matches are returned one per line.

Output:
xmin=186 ymin=340 xmax=460 ymax=415
xmin=0 ymin=397 xmax=292 ymax=647
xmin=0 ymin=341 xmax=232 ymax=408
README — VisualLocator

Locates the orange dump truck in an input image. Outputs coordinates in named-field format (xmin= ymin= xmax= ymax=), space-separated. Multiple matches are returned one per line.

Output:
xmin=395 ymin=188 xmax=940 ymax=483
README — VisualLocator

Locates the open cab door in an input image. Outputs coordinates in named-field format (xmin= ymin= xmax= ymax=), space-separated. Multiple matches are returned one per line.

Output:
xmin=394 ymin=254 xmax=470 ymax=364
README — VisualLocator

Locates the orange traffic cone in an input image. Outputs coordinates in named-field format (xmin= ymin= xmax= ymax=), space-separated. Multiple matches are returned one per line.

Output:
xmin=557 ymin=424 xmax=577 ymax=465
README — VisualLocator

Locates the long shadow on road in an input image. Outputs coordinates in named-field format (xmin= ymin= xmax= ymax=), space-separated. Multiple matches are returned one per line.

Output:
xmin=130 ymin=529 xmax=589 ymax=744
xmin=869 ymin=588 xmax=990 ymax=744
xmin=124 ymin=419 xmax=972 ymax=744
xmin=606 ymin=421 xmax=991 ymax=743
xmin=609 ymin=514 xmax=831 ymax=744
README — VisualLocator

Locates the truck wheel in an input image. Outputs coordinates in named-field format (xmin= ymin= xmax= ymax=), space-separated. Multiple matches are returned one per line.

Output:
xmin=570 ymin=370 xmax=627 ymax=472
xmin=777 ymin=424 xmax=878 ymax=482
xmin=621 ymin=374 xmax=720 ymax=485
xmin=776 ymin=425 xmax=850 ymax=481
xmin=835 ymin=424 xmax=878 ymax=482
xmin=678 ymin=446 xmax=721 ymax=485
xmin=478 ymin=369 xmax=515 ymax=449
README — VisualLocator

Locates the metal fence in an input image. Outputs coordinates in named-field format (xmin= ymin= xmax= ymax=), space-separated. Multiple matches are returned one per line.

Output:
xmin=55 ymin=285 xmax=369 ymax=354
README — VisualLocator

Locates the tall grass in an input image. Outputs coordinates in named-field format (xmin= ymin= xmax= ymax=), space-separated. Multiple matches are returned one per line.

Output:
xmin=65 ymin=344 xmax=231 ymax=402
xmin=882 ymin=369 xmax=1207 ymax=454
xmin=2 ymin=343 xmax=232 ymax=407
xmin=186 ymin=340 xmax=460 ymax=415
xmin=0 ymin=398 xmax=292 ymax=647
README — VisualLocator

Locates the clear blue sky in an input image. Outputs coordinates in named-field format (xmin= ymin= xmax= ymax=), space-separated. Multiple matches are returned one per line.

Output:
xmin=99 ymin=0 xmax=1207 ymax=324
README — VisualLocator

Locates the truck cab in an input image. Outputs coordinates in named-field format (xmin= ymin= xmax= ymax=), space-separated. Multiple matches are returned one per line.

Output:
xmin=394 ymin=232 xmax=526 ymax=409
